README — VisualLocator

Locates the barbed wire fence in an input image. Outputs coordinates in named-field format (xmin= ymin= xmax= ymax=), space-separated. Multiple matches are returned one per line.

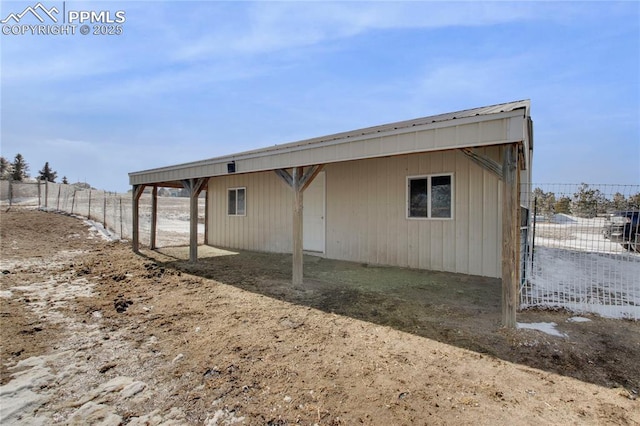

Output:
xmin=521 ymin=183 xmax=640 ymax=320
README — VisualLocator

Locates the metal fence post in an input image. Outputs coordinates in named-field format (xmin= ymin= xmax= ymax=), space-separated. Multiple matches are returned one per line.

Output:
xmin=103 ymin=192 xmax=107 ymax=229
xmin=88 ymin=190 xmax=92 ymax=220
xmin=531 ymin=197 xmax=537 ymax=266
xmin=119 ymin=196 xmax=123 ymax=238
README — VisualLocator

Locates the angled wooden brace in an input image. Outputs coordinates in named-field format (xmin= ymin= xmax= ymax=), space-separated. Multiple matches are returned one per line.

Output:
xmin=461 ymin=148 xmax=503 ymax=180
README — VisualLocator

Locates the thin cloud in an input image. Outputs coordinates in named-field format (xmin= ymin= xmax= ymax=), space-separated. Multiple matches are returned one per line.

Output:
xmin=1 ymin=1 xmax=637 ymax=191
xmin=171 ymin=1 xmax=542 ymax=61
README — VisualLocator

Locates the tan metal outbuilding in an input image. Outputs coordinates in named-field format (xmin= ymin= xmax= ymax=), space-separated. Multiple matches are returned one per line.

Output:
xmin=129 ymin=100 xmax=533 ymax=327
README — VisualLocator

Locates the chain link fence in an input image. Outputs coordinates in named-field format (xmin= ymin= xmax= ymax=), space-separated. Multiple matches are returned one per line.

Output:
xmin=521 ymin=184 xmax=640 ymax=320
xmin=0 ymin=181 xmax=204 ymax=247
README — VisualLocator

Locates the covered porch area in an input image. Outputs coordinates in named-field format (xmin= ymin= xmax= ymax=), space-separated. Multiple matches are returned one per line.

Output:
xmin=129 ymin=100 xmax=533 ymax=327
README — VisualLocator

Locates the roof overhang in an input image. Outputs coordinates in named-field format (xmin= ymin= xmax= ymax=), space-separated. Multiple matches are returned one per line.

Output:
xmin=129 ymin=100 xmax=531 ymax=187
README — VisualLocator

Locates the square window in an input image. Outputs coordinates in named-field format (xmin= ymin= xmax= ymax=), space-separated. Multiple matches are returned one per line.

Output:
xmin=407 ymin=174 xmax=453 ymax=219
xmin=228 ymin=187 xmax=246 ymax=216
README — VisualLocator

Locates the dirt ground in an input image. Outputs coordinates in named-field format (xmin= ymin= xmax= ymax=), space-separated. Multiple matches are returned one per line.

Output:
xmin=1 ymin=209 xmax=638 ymax=425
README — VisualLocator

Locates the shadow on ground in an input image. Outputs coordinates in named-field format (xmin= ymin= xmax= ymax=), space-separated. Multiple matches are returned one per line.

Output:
xmin=144 ymin=245 xmax=640 ymax=393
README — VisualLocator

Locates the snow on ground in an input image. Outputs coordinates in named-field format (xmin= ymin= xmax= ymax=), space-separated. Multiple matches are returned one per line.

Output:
xmin=517 ymin=322 xmax=567 ymax=338
xmin=0 ymin=197 xmax=39 ymax=206
xmin=525 ymin=214 xmax=640 ymax=320
xmin=83 ymin=219 xmax=120 ymax=242
xmin=567 ymin=316 xmax=592 ymax=323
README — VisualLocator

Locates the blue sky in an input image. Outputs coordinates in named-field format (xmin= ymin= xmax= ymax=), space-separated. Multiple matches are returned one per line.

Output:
xmin=1 ymin=1 xmax=639 ymax=192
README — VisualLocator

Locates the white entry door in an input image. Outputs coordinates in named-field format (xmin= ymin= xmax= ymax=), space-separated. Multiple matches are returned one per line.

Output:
xmin=303 ymin=171 xmax=325 ymax=252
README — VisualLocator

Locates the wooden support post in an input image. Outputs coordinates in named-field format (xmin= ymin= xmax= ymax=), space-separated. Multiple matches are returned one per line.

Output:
xmin=57 ymin=185 xmax=61 ymax=210
xmin=189 ymin=183 xmax=198 ymax=263
xmin=274 ymin=165 xmax=324 ymax=286
xmin=292 ymin=167 xmax=304 ymax=286
xmin=204 ymin=189 xmax=209 ymax=245
xmin=150 ymin=186 xmax=158 ymax=249
xmin=132 ymin=185 xmax=145 ymax=253
xmin=501 ymin=143 xmax=519 ymax=328
xmin=88 ymin=190 xmax=92 ymax=220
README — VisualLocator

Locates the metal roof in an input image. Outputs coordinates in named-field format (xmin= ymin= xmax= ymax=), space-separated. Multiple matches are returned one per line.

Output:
xmin=255 ymin=99 xmax=530 ymax=153
xmin=129 ymin=99 xmax=531 ymax=186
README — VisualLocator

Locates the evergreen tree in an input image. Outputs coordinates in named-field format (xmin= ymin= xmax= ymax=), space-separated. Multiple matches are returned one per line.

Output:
xmin=555 ymin=196 xmax=572 ymax=215
xmin=62 ymin=176 xmax=69 ymax=184
xmin=38 ymin=162 xmax=58 ymax=183
xmin=532 ymin=188 xmax=556 ymax=220
xmin=0 ymin=156 xmax=12 ymax=180
xmin=611 ymin=192 xmax=627 ymax=211
xmin=11 ymin=153 xmax=29 ymax=181
xmin=571 ymin=183 xmax=605 ymax=218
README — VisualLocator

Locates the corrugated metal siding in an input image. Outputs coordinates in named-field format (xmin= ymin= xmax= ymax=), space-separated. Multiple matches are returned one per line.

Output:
xmin=207 ymin=172 xmax=293 ymax=253
xmin=206 ymin=149 xmax=503 ymax=278
xmin=324 ymin=149 xmax=502 ymax=277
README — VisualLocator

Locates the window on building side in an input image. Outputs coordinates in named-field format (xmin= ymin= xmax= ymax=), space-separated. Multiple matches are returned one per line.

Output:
xmin=407 ymin=174 xmax=453 ymax=219
xmin=228 ymin=187 xmax=246 ymax=216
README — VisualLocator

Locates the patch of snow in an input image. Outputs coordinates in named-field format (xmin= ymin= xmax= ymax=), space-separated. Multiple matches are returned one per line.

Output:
xmin=83 ymin=220 xmax=119 ymax=242
xmin=567 ymin=316 xmax=592 ymax=323
xmin=0 ymin=352 xmax=70 ymax=425
xmin=525 ymin=244 xmax=640 ymax=320
xmin=0 ymin=198 xmax=39 ymax=206
xmin=495 ymin=211 xmax=635 ymax=320
xmin=0 ymin=290 xmax=12 ymax=298
xmin=205 ymin=408 xmax=245 ymax=426
xmin=517 ymin=322 xmax=568 ymax=338
xmin=551 ymin=213 xmax=578 ymax=224
xmin=12 ymin=277 xmax=95 ymax=324
xmin=120 ymin=381 xmax=147 ymax=399
xmin=67 ymin=401 xmax=122 ymax=425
